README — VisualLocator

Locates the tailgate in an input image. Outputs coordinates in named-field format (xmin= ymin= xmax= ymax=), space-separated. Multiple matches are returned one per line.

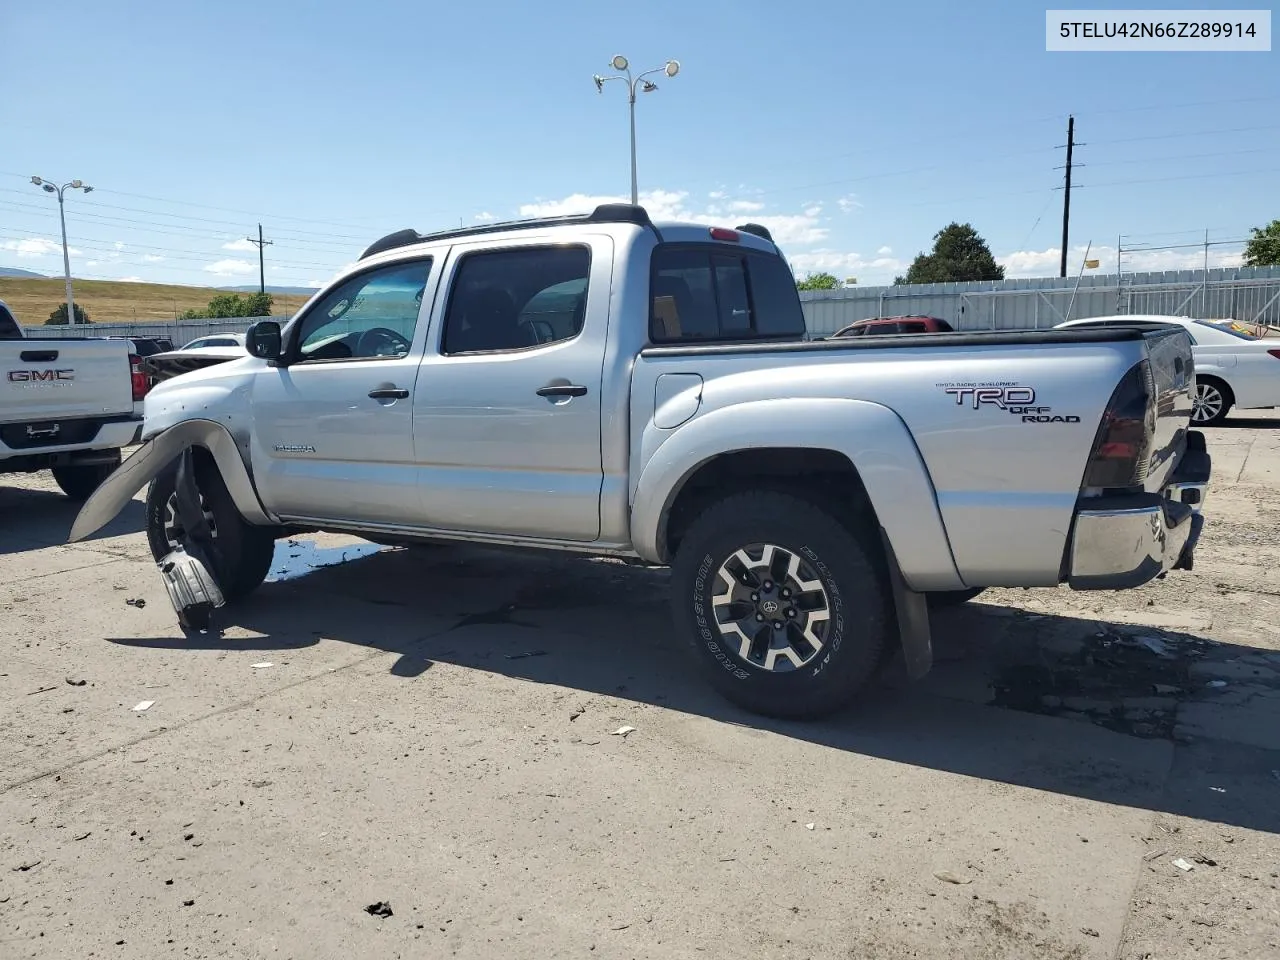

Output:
xmin=0 ymin=338 xmax=134 ymax=423
xmin=1143 ymin=326 xmax=1196 ymax=492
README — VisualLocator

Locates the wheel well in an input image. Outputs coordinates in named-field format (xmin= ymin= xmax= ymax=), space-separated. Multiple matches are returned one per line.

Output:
xmin=662 ymin=448 xmax=876 ymax=560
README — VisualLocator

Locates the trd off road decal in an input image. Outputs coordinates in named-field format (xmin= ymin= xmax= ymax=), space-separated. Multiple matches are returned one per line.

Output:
xmin=936 ymin=381 xmax=1080 ymax=424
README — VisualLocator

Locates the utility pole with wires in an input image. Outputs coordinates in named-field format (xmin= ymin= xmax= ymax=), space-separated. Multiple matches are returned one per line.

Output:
xmin=245 ymin=224 xmax=273 ymax=295
xmin=1056 ymin=115 xmax=1080 ymax=279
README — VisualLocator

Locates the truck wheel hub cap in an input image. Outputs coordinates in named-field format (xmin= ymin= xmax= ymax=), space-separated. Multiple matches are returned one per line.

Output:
xmin=711 ymin=543 xmax=831 ymax=673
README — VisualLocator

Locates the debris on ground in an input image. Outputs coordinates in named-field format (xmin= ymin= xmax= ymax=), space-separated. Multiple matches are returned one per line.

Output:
xmin=364 ymin=901 xmax=394 ymax=918
xmin=13 ymin=860 xmax=41 ymax=872
xmin=73 ymin=832 xmax=91 ymax=842
xmin=805 ymin=823 xmax=815 ymax=830
xmin=570 ymin=707 xmax=585 ymax=721
xmin=125 ymin=598 xmax=146 ymax=609
xmin=1081 ymin=927 xmax=1100 ymax=938
xmin=65 ymin=678 xmax=87 ymax=687
xmin=251 ymin=662 xmax=274 ymax=669
xmin=933 ymin=871 xmax=972 ymax=885
xmin=1206 ymin=680 xmax=1228 ymax=689
xmin=26 ymin=686 xmax=57 ymax=696
xmin=1143 ymin=849 xmax=1167 ymax=862
xmin=182 ymin=899 xmax=195 ymax=907
xmin=504 ymin=650 xmax=548 ymax=660
xmin=1172 ymin=858 xmax=1195 ymax=872
xmin=611 ymin=726 xmax=636 ymax=738
xmin=1193 ymin=854 xmax=1218 ymax=867
xmin=133 ymin=701 xmax=155 ymax=713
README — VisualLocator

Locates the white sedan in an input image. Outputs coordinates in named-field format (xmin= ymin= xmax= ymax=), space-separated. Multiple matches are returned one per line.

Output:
xmin=1056 ymin=314 xmax=1280 ymax=426
xmin=178 ymin=332 xmax=247 ymax=351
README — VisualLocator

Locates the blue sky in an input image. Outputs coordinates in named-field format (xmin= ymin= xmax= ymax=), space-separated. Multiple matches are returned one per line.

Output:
xmin=1 ymin=0 xmax=1276 ymax=290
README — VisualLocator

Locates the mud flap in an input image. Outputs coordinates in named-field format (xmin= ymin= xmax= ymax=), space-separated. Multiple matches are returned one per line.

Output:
xmin=159 ymin=448 xmax=225 ymax=631
xmin=879 ymin=527 xmax=933 ymax=680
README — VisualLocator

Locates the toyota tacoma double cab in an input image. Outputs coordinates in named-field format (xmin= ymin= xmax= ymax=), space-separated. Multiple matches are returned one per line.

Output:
xmin=2 ymin=300 xmax=147 ymax=499
xmin=69 ymin=204 xmax=1210 ymax=718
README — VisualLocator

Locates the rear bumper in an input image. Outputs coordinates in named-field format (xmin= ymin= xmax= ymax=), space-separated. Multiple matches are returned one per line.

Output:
xmin=1067 ymin=431 xmax=1210 ymax=590
xmin=0 ymin=416 xmax=141 ymax=474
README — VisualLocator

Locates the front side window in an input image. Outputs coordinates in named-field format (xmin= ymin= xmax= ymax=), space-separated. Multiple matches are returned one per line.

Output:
xmin=295 ymin=259 xmax=432 ymax=362
xmin=442 ymin=246 xmax=590 ymax=354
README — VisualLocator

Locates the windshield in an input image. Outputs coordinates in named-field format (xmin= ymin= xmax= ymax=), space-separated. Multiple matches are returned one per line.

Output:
xmin=1192 ymin=319 xmax=1258 ymax=341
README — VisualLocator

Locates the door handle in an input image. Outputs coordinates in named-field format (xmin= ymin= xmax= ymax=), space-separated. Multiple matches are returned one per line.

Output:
xmin=536 ymin=384 xmax=587 ymax=398
xmin=368 ymin=387 xmax=409 ymax=400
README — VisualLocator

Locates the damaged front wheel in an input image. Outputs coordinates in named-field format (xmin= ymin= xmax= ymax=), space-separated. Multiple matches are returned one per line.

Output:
xmin=145 ymin=453 xmax=276 ymax=601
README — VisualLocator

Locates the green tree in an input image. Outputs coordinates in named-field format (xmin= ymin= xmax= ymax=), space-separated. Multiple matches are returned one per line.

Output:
xmin=1244 ymin=219 xmax=1280 ymax=267
xmin=46 ymin=303 xmax=91 ymax=325
xmin=796 ymin=271 xmax=840 ymax=291
xmin=202 ymin=292 xmax=275 ymax=318
xmin=895 ymin=223 xmax=1005 ymax=285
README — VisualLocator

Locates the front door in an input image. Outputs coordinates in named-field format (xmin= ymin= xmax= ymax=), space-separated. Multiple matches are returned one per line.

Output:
xmin=412 ymin=238 xmax=609 ymax=541
xmin=250 ymin=257 xmax=437 ymax=525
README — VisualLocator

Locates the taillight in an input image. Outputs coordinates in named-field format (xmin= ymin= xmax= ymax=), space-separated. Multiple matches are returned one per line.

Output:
xmin=709 ymin=227 xmax=740 ymax=242
xmin=129 ymin=354 xmax=149 ymax=401
xmin=1082 ymin=361 xmax=1156 ymax=490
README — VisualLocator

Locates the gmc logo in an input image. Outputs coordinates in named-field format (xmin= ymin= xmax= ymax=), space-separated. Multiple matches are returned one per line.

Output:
xmin=8 ymin=369 xmax=74 ymax=382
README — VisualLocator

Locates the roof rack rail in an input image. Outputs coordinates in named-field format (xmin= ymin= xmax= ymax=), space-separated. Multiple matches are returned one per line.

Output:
xmin=359 ymin=203 xmax=654 ymax=260
xmin=736 ymin=222 xmax=774 ymax=243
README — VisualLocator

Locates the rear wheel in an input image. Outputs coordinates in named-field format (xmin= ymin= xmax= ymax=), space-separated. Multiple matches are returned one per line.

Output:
xmin=670 ymin=490 xmax=891 ymax=720
xmin=1192 ymin=378 xmax=1233 ymax=426
xmin=145 ymin=455 xmax=276 ymax=601
xmin=52 ymin=451 xmax=122 ymax=501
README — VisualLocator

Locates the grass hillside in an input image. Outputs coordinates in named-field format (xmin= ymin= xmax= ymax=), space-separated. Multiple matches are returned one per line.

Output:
xmin=0 ymin=277 xmax=312 ymax=325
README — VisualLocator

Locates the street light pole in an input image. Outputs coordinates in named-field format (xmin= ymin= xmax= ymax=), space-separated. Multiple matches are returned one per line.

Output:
xmin=31 ymin=177 xmax=93 ymax=325
xmin=594 ymin=56 xmax=680 ymax=206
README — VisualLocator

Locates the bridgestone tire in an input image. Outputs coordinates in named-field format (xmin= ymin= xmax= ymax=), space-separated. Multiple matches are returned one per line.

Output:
xmin=52 ymin=451 xmax=122 ymax=501
xmin=926 ymin=587 xmax=986 ymax=608
xmin=670 ymin=491 xmax=892 ymax=720
xmin=145 ymin=456 xmax=276 ymax=602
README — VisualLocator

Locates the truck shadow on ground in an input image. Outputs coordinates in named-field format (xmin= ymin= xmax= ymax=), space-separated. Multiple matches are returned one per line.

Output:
xmin=0 ymin=485 xmax=145 ymax=556
xmin=106 ymin=540 xmax=1280 ymax=836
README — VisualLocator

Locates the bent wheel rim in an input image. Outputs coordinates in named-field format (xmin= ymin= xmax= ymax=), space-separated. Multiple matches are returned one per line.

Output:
xmin=1192 ymin=383 xmax=1223 ymax=423
xmin=162 ymin=493 xmax=218 ymax=552
xmin=712 ymin=543 xmax=831 ymax=673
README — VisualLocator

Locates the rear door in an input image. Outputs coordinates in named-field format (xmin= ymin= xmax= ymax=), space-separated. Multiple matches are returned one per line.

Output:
xmin=1 ymin=338 xmax=133 ymax=425
xmin=411 ymin=237 xmax=610 ymax=541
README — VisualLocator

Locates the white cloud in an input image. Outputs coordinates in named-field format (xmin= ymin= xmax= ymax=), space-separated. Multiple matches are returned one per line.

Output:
xmin=204 ymin=258 xmax=256 ymax=277
xmin=114 ymin=241 xmax=125 ymax=251
xmin=998 ymin=244 xmax=1245 ymax=279
xmin=1 ymin=238 xmax=81 ymax=258
xmin=518 ymin=189 xmax=829 ymax=246
xmin=221 ymin=238 xmax=256 ymax=252
xmin=788 ymin=249 xmax=906 ymax=281
xmin=708 ymin=190 xmax=726 ymax=200
xmin=474 ymin=211 xmax=494 ymax=220
xmin=837 ymin=194 xmax=861 ymax=214
xmin=86 ymin=259 xmax=100 ymax=267
xmin=142 ymin=254 xmax=166 ymax=263
xmin=727 ymin=200 xmax=764 ymax=213
xmin=876 ymin=245 xmax=893 ymax=255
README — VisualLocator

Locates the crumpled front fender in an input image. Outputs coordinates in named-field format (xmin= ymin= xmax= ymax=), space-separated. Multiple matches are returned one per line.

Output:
xmin=68 ymin=418 xmax=273 ymax=543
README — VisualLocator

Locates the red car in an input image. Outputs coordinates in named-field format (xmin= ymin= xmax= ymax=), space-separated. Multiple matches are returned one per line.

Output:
xmin=830 ymin=315 xmax=955 ymax=337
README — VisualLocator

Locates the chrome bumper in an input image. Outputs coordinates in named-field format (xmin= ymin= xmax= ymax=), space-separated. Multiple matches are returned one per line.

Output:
xmin=1068 ymin=432 xmax=1210 ymax=590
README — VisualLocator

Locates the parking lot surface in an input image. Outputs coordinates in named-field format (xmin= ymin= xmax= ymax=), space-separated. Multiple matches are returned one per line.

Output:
xmin=2 ymin=418 xmax=1279 ymax=959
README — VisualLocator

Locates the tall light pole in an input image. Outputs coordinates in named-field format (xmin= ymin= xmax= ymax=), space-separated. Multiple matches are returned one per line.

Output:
xmin=593 ymin=55 xmax=680 ymax=205
xmin=31 ymin=177 xmax=93 ymax=325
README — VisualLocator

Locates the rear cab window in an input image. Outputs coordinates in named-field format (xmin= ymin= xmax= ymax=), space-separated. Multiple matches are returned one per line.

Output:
xmin=0 ymin=302 xmax=20 ymax=340
xmin=650 ymin=244 xmax=805 ymax=343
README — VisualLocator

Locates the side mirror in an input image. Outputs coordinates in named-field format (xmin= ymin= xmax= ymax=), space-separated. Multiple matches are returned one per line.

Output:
xmin=246 ymin=320 xmax=282 ymax=362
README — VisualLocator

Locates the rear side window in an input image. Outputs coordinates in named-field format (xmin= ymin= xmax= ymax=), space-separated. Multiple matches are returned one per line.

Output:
xmin=443 ymin=246 xmax=590 ymax=354
xmin=899 ymin=322 xmax=927 ymax=334
xmin=0 ymin=302 xmax=20 ymax=339
xmin=650 ymin=245 xmax=805 ymax=343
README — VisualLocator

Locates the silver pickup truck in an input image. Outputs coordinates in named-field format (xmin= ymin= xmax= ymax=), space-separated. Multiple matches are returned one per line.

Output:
xmin=70 ymin=205 xmax=1210 ymax=718
xmin=1 ymin=299 xmax=146 ymax=499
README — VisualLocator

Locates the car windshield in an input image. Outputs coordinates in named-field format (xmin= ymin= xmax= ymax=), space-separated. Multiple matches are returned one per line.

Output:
xmin=1192 ymin=319 xmax=1258 ymax=341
